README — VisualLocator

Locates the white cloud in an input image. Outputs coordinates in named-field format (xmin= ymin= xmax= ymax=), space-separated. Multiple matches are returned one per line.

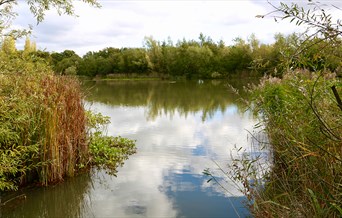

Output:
xmin=12 ymin=0 xmax=331 ymax=55
xmin=83 ymin=101 xmax=257 ymax=217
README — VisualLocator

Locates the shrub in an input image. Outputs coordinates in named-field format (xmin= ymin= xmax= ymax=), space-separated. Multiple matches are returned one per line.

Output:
xmin=86 ymin=111 xmax=136 ymax=175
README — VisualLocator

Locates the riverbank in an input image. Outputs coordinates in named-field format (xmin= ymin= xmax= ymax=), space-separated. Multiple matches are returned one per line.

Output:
xmin=79 ymin=71 xmax=261 ymax=82
xmin=245 ymin=70 xmax=342 ymax=217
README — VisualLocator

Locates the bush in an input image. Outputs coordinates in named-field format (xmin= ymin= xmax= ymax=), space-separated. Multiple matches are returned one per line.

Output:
xmin=86 ymin=111 xmax=136 ymax=175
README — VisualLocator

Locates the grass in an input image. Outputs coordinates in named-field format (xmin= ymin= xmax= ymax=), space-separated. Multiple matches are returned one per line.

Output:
xmin=245 ymin=70 xmax=342 ymax=217
xmin=0 ymin=53 xmax=136 ymax=191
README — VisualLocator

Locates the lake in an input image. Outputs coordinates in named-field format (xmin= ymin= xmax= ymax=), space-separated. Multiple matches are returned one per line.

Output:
xmin=1 ymin=79 xmax=260 ymax=218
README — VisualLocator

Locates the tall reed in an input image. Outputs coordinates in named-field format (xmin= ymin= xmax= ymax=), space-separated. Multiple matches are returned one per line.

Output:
xmin=245 ymin=70 xmax=342 ymax=217
xmin=1 ymin=54 xmax=136 ymax=190
xmin=0 ymin=69 xmax=89 ymax=188
xmin=38 ymin=75 xmax=88 ymax=185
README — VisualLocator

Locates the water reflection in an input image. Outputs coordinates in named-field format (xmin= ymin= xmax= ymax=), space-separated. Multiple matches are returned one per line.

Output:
xmin=83 ymin=80 xmax=250 ymax=121
xmin=1 ymin=173 xmax=92 ymax=218
xmin=1 ymin=79 xmax=258 ymax=218
xmin=83 ymin=85 xmax=255 ymax=217
xmin=164 ymin=171 xmax=249 ymax=217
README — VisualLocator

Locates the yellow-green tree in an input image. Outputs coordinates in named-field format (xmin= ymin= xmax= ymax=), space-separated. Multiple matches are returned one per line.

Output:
xmin=1 ymin=36 xmax=16 ymax=54
xmin=23 ymin=36 xmax=37 ymax=56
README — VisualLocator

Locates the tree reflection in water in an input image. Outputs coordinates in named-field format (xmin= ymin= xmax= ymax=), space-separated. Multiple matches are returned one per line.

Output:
xmin=83 ymin=79 xmax=254 ymax=121
xmin=1 ymin=172 xmax=93 ymax=218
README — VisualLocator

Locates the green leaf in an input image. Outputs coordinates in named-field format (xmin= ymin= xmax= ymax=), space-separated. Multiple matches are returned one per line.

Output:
xmin=330 ymin=203 xmax=342 ymax=215
xmin=308 ymin=188 xmax=323 ymax=215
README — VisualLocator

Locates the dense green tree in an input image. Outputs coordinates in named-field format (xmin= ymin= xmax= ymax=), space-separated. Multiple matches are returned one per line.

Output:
xmin=222 ymin=38 xmax=252 ymax=75
xmin=160 ymin=44 xmax=178 ymax=76
xmin=33 ymin=50 xmax=51 ymax=60
xmin=96 ymin=56 xmax=112 ymax=75
xmin=78 ymin=55 xmax=97 ymax=77
xmin=183 ymin=45 xmax=213 ymax=78
xmin=46 ymin=33 xmax=342 ymax=78
xmin=51 ymin=50 xmax=81 ymax=75
xmin=120 ymin=48 xmax=148 ymax=74
xmin=96 ymin=47 xmax=120 ymax=58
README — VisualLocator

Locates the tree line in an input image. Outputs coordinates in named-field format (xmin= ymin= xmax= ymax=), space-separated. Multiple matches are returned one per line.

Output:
xmin=4 ymin=32 xmax=342 ymax=79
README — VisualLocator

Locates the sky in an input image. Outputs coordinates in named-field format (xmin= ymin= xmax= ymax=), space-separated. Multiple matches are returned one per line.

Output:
xmin=11 ymin=0 xmax=340 ymax=56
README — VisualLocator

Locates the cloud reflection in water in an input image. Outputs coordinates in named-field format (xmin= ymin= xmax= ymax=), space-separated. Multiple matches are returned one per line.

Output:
xmin=1 ymin=80 xmax=258 ymax=218
xmin=85 ymin=99 xmax=255 ymax=217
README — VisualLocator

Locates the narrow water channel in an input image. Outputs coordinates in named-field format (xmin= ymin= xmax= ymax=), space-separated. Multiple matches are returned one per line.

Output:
xmin=1 ymin=79 xmax=259 ymax=218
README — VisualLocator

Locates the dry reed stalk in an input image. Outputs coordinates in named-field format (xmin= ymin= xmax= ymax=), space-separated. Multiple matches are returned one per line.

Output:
xmin=38 ymin=75 xmax=87 ymax=185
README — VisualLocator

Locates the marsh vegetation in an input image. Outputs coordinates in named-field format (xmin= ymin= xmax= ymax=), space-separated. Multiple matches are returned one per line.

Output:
xmin=1 ymin=0 xmax=341 ymax=217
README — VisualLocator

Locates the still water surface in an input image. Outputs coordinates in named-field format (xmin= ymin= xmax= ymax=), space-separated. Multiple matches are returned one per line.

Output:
xmin=2 ymin=79 xmax=259 ymax=218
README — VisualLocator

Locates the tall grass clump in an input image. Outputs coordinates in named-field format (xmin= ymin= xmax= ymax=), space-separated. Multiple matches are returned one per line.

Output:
xmin=39 ymin=75 xmax=88 ymax=185
xmin=0 ymin=51 xmax=136 ymax=191
xmin=0 ymin=68 xmax=88 ymax=188
xmin=243 ymin=70 xmax=342 ymax=217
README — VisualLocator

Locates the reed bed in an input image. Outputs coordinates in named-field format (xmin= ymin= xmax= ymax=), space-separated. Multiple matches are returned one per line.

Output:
xmin=1 ymin=69 xmax=136 ymax=191
xmin=245 ymin=70 xmax=342 ymax=217
xmin=39 ymin=75 xmax=88 ymax=185
xmin=0 ymin=70 xmax=88 ymax=188
xmin=0 ymin=49 xmax=136 ymax=192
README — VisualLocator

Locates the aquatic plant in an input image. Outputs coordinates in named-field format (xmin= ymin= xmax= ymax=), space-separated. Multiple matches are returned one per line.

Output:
xmin=0 ymin=52 xmax=136 ymax=191
xmin=86 ymin=111 xmax=136 ymax=175
xmin=233 ymin=70 xmax=342 ymax=217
